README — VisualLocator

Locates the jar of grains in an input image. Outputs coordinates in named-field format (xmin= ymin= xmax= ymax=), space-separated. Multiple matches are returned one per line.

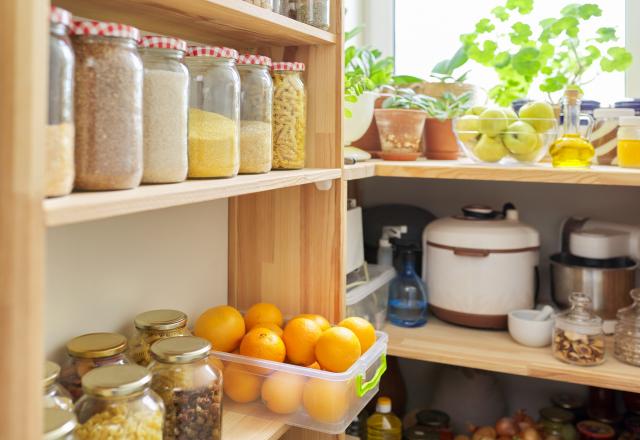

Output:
xmin=238 ymin=54 xmax=273 ymax=174
xmin=71 ymin=20 xmax=143 ymax=190
xmin=59 ymin=332 xmax=131 ymax=401
xmin=128 ymin=309 xmax=191 ymax=366
xmin=272 ymin=62 xmax=306 ymax=169
xmin=185 ymin=46 xmax=241 ymax=178
xmin=138 ymin=36 xmax=189 ymax=183
xmin=44 ymin=361 xmax=74 ymax=411
xmin=614 ymin=288 xmax=640 ymax=366
xmin=74 ymin=365 xmax=164 ymax=440
xmin=296 ymin=0 xmax=330 ymax=30
xmin=47 ymin=7 xmax=75 ymax=198
xmin=44 ymin=407 xmax=78 ymax=440
xmin=149 ymin=336 xmax=223 ymax=440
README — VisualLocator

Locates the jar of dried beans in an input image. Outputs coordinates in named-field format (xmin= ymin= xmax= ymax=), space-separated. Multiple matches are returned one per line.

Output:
xmin=129 ymin=309 xmax=191 ymax=366
xmin=185 ymin=46 xmax=240 ymax=178
xmin=44 ymin=407 xmax=78 ymax=440
xmin=272 ymin=62 xmax=306 ymax=169
xmin=59 ymin=332 xmax=131 ymax=401
xmin=44 ymin=361 xmax=73 ymax=411
xmin=296 ymin=0 xmax=330 ymax=30
xmin=149 ymin=336 xmax=223 ymax=440
xmin=614 ymin=288 xmax=640 ymax=366
xmin=74 ymin=365 xmax=164 ymax=440
xmin=238 ymin=54 xmax=273 ymax=174
xmin=71 ymin=20 xmax=143 ymax=190
xmin=47 ymin=7 xmax=75 ymax=198
xmin=138 ymin=36 xmax=189 ymax=184
xmin=553 ymin=293 xmax=606 ymax=366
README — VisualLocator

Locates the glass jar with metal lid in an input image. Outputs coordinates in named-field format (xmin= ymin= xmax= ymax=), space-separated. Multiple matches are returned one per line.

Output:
xmin=615 ymin=288 xmax=640 ymax=366
xmin=59 ymin=332 xmax=130 ymax=400
xmin=44 ymin=407 xmax=77 ymax=440
xmin=540 ymin=407 xmax=578 ymax=440
xmin=128 ymin=309 xmax=191 ymax=366
xmin=149 ymin=336 xmax=223 ymax=440
xmin=74 ymin=364 xmax=164 ymax=439
xmin=552 ymin=393 xmax=586 ymax=423
xmin=272 ymin=62 xmax=306 ymax=169
xmin=44 ymin=361 xmax=73 ymax=411
xmin=415 ymin=409 xmax=453 ymax=439
xmin=296 ymin=0 xmax=330 ymax=30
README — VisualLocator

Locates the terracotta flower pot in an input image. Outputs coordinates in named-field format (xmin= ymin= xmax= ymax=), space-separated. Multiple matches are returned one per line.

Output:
xmin=423 ymin=118 xmax=460 ymax=160
xmin=374 ymin=109 xmax=428 ymax=154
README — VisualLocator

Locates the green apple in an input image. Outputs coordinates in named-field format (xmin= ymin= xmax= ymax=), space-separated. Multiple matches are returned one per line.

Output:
xmin=503 ymin=121 xmax=538 ymax=154
xmin=519 ymin=101 xmax=556 ymax=133
xmin=479 ymin=108 xmax=509 ymax=137
xmin=513 ymin=134 xmax=545 ymax=163
xmin=455 ymin=115 xmax=481 ymax=143
xmin=503 ymin=107 xmax=518 ymax=125
xmin=465 ymin=105 xmax=487 ymax=116
xmin=473 ymin=134 xmax=509 ymax=162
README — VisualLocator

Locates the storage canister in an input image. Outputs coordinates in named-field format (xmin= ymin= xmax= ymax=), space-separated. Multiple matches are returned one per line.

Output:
xmin=128 ymin=309 xmax=191 ymax=366
xmin=72 ymin=20 xmax=143 ymax=190
xmin=138 ymin=36 xmax=189 ymax=183
xmin=296 ymin=0 xmax=330 ymax=30
xmin=617 ymin=116 xmax=640 ymax=168
xmin=590 ymin=108 xmax=635 ymax=165
xmin=185 ymin=46 xmax=240 ymax=178
xmin=44 ymin=360 xmax=74 ymax=411
xmin=238 ymin=54 xmax=273 ymax=174
xmin=47 ymin=7 xmax=75 ymax=198
xmin=539 ymin=407 xmax=578 ymax=440
xmin=614 ymin=288 xmax=640 ymax=366
xmin=149 ymin=336 xmax=223 ymax=440
xmin=272 ymin=62 xmax=306 ymax=169
xmin=44 ymin=407 xmax=78 ymax=440
xmin=74 ymin=364 xmax=164 ymax=439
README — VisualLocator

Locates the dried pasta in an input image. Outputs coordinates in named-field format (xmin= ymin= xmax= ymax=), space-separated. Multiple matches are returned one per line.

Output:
xmin=272 ymin=71 xmax=306 ymax=169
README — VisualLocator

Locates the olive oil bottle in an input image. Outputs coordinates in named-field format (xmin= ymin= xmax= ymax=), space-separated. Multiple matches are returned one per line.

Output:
xmin=367 ymin=397 xmax=402 ymax=440
xmin=549 ymin=89 xmax=595 ymax=167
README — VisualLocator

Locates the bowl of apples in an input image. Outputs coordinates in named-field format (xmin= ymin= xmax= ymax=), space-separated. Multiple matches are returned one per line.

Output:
xmin=453 ymin=101 xmax=559 ymax=164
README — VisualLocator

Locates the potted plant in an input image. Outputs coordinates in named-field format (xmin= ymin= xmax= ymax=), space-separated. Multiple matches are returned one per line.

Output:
xmin=423 ymin=91 xmax=473 ymax=160
xmin=412 ymin=47 xmax=479 ymax=102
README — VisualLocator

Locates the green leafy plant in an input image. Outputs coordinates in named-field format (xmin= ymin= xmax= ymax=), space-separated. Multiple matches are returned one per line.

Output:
xmin=381 ymin=88 xmax=432 ymax=111
xmin=424 ymin=91 xmax=474 ymax=121
xmin=431 ymin=47 xmax=471 ymax=83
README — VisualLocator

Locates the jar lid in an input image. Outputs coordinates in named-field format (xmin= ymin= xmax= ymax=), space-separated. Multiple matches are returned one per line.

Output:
xmin=619 ymin=116 xmax=640 ymax=127
xmin=416 ymin=409 xmax=450 ymax=427
xmin=134 ymin=309 xmax=188 ymax=331
xmin=50 ymin=6 xmax=72 ymax=27
xmin=151 ymin=336 xmax=211 ymax=364
xmin=187 ymin=46 xmax=239 ymax=60
xmin=559 ymin=293 xmax=602 ymax=326
xmin=272 ymin=61 xmax=305 ymax=72
xmin=617 ymin=288 xmax=640 ymax=324
xmin=551 ymin=393 xmax=585 ymax=410
xmin=540 ymin=406 xmax=574 ymax=423
xmin=238 ymin=54 xmax=272 ymax=67
xmin=139 ymin=35 xmax=187 ymax=52
xmin=44 ymin=360 xmax=61 ymax=388
xmin=615 ymin=99 xmax=640 ymax=111
xmin=593 ymin=108 xmax=635 ymax=119
xmin=72 ymin=19 xmax=140 ymax=40
xmin=82 ymin=364 xmax=151 ymax=398
xmin=44 ymin=408 xmax=77 ymax=440
xmin=577 ymin=420 xmax=615 ymax=438
xmin=66 ymin=332 xmax=128 ymax=358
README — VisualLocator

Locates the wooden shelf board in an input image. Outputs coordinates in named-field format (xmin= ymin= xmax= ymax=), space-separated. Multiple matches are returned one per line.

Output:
xmin=223 ymin=409 xmax=289 ymax=440
xmin=343 ymin=162 xmax=376 ymax=181
xmin=44 ymin=168 xmax=340 ymax=227
xmin=384 ymin=318 xmax=640 ymax=393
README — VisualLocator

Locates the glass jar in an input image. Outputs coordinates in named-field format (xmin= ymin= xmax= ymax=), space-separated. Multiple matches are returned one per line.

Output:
xmin=296 ymin=0 xmax=330 ymax=30
xmin=47 ymin=7 xmax=75 ymax=198
xmin=128 ymin=309 xmax=191 ymax=366
xmin=577 ymin=421 xmax=615 ymax=440
xmin=74 ymin=364 xmax=164 ymax=439
xmin=238 ymin=54 xmax=273 ymax=174
xmin=617 ymin=117 xmax=640 ymax=168
xmin=185 ymin=46 xmax=240 ymax=178
xmin=552 ymin=293 xmax=605 ymax=366
xmin=44 ymin=361 xmax=74 ymax=411
xmin=243 ymin=0 xmax=273 ymax=8
xmin=272 ymin=62 xmax=306 ymax=169
xmin=552 ymin=393 xmax=587 ymax=423
xmin=615 ymin=288 xmax=640 ymax=366
xmin=415 ymin=409 xmax=453 ymax=440
xmin=44 ymin=407 xmax=77 ymax=440
xmin=590 ymin=108 xmax=635 ymax=165
xmin=72 ymin=20 xmax=143 ymax=190
xmin=149 ymin=336 xmax=223 ymax=440
xmin=540 ymin=407 xmax=578 ymax=440
xmin=59 ymin=332 xmax=131 ymax=400
xmin=138 ymin=36 xmax=189 ymax=184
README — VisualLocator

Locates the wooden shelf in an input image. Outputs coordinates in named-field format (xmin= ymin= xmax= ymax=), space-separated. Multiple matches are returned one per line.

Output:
xmin=52 ymin=0 xmax=337 ymax=47
xmin=343 ymin=162 xmax=376 ymax=181
xmin=223 ymin=409 xmax=288 ymax=440
xmin=384 ymin=318 xmax=640 ymax=393
xmin=45 ymin=168 xmax=340 ymax=227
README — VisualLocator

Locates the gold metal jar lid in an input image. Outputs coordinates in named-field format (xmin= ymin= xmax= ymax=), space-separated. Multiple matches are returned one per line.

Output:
xmin=134 ymin=309 xmax=188 ymax=331
xmin=66 ymin=332 xmax=128 ymax=359
xmin=44 ymin=407 xmax=77 ymax=440
xmin=151 ymin=336 xmax=211 ymax=364
xmin=44 ymin=360 xmax=61 ymax=388
xmin=82 ymin=364 xmax=151 ymax=398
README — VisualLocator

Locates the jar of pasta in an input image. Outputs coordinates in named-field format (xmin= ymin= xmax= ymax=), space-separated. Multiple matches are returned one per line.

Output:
xmin=296 ymin=0 xmax=330 ymax=30
xmin=129 ymin=309 xmax=191 ymax=366
xmin=44 ymin=407 xmax=77 ymax=440
xmin=238 ymin=54 xmax=273 ymax=174
xmin=44 ymin=361 xmax=73 ymax=411
xmin=74 ymin=365 xmax=164 ymax=439
xmin=149 ymin=336 xmax=223 ymax=440
xmin=185 ymin=46 xmax=240 ymax=178
xmin=272 ymin=62 xmax=306 ymax=169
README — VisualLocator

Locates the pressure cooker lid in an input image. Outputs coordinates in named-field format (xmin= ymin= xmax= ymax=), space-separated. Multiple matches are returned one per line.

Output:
xmin=551 ymin=252 xmax=636 ymax=269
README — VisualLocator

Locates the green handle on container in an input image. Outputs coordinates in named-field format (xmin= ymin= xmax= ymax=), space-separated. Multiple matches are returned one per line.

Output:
xmin=355 ymin=353 xmax=387 ymax=398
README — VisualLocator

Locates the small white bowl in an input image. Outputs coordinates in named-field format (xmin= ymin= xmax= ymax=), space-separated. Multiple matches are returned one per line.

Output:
xmin=508 ymin=309 xmax=554 ymax=348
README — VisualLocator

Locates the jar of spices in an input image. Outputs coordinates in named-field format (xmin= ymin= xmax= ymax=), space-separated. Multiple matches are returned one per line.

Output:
xmin=128 ymin=309 xmax=191 ymax=366
xmin=238 ymin=54 xmax=273 ymax=174
xmin=272 ymin=62 xmax=306 ymax=169
xmin=149 ymin=336 xmax=223 ymax=440
xmin=590 ymin=108 xmax=635 ymax=165
xmin=296 ymin=0 xmax=330 ymax=30
xmin=185 ymin=46 xmax=240 ymax=178
xmin=552 ymin=293 xmax=605 ymax=366
xmin=72 ymin=20 xmax=143 ymax=190
xmin=617 ymin=117 xmax=640 ymax=168
xmin=59 ymin=332 xmax=131 ymax=400
xmin=44 ymin=361 xmax=73 ymax=411
xmin=615 ymin=288 xmax=640 ymax=366
xmin=47 ymin=7 xmax=75 ymax=198
xmin=576 ymin=421 xmax=615 ymax=440
xmin=540 ymin=407 xmax=578 ymax=440
xmin=74 ymin=364 xmax=164 ymax=439
xmin=44 ymin=407 xmax=78 ymax=440
xmin=138 ymin=36 xmax=189 ymax=184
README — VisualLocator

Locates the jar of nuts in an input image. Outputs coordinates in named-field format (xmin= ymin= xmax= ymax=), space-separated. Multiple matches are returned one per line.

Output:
xmin=553 ymin=293 xmax=606 ymax=366
xmin=272 ymin=62 xmax=306 ymax=169
xmin=614 ymin=288 xmax=640 ymax=366
xmin=129 ymin=309 xmax=191 ymax=366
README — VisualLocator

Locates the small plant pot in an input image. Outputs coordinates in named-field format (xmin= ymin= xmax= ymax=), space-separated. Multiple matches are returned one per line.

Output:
xmin=374 ymin=109 xmax=427 ymax=154
xmin=424 ymin=118 xmax=460 ymax=160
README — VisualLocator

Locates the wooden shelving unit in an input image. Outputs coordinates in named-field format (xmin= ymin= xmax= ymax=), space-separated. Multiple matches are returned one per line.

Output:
xmin=223 ymin=410 xmax=289 ymax=440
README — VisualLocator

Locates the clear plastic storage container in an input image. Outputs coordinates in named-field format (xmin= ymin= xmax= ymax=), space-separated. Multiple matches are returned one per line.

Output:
xmin=296 ymin=0 xmax=330 ymax=30
xmin=44 ymin=361 xmax=73 ymax=411
xmin=590 ymin=108 xmax=635 ymax=165
xmin=272 ymin=62 xmax=306 ymax=169
xmin=614 ymin=288 xmax=640 ymax=366
xmin=44 ymin=407 xmax=77 ymax=440
xmin=129 ymin=309 xmax=191 ymax=366
xmin=346 ymin=264 xmax=396 ymax=330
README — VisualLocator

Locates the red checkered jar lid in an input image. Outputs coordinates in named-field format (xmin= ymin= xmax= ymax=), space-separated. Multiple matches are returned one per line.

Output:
xmin=271 ymin=62 xmax=305 ymax=72
xmin=238 ymin=54 xmax=272 ymax=67
xmin=187 ymin=46 xmax=239 ymax=60
xmin=50 ymin=6 xmax=72 ymax=27
xmin=72 ymin=20 xmax=140 ymax=40
xmin=139 ymin=35 xmax=187 ymax=52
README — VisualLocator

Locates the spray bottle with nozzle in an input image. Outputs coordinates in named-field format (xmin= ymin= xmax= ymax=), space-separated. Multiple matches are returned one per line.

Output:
xmin=378 ymin=226 xmax=408 ymax=267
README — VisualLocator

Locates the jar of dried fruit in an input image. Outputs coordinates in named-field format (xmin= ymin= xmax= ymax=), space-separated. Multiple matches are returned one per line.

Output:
xmin=71 ymin=20 xmax=143 ymax=190
xmin=185 ymin=46 xmax=240 ymax=178
xmin=44 ymin=360 xmax=73 ymax=411
xmin=296 ymin=0 xmax=330 ymax=30
xmin=552 ymin=293 xmax=606 ymax=366
xmin=59 ymin=332 xmax=131 ymax=401
xmin=128 ymin=309 xmax=191 ymax=366
xmin=272 ymin=62 xmax=306 ymax=169
xmin=74 ymin=365 xmax=164 ymax=440
xmin=149 ymin=336 xmax=223 ymax=440
xmin=614 ymin=288 xmax=640 ymax=366
xmin=238 ymin=54 xmax=273 ymax=174
xmin=44 ymin=407 xmax=78 ymax=440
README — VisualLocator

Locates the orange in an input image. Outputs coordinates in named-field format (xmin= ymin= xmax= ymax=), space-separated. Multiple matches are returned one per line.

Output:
xmin=253 ymin=322 xmax=283 ymax=337
xmin=294 ymin=314 xmax=331 ymax=331
xmin=282 ymin=318 xmax=322 ymax=366
xmin=338 ymin=317 xmax=376 ymax=353
xmin=315 ymin=327 xmax=361 ymax=373
xmin=244 ymin=303 xmax=284 ymax=330
xmin=302 ymin=379 xmax=350 ymax=423
xmin=223 ymin=363 xmax=262 ymax=403
xmin=261 ymin=371 xmax=306 ymax=414
xmin=239 ymin=327 xmax=286 ymax=369
xmin=194 ymin=305 xmax=245 ymax=352
xmin=306 ymin=361 xmax=321 ymax=370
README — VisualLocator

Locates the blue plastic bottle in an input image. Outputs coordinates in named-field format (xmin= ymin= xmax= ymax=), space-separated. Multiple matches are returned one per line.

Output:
xmin=387 ymin=250 xmax=428 ymax=327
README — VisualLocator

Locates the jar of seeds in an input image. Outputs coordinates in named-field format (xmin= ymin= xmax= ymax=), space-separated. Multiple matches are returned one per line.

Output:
xmin=614 ymin=288 xmax=640 ymax=366
xmin=296 ymin=0 xmax=330 ymax=30
xmin=71 ymin=20 xmax=143 ymax=190
xmin=553 ymin=293 xmax=606 ymax=366
xmin=44 ymin=361 xmax=74 ymax=411
xmin=44 ymin=407 xmax=78 ymax=440
xmin=272 ymin=62 xmax=306 ymax=169
xmin=129 ymin=309 xmax=191 ymax=366
xmin=149 ymin=336 xmax=223 ymax=440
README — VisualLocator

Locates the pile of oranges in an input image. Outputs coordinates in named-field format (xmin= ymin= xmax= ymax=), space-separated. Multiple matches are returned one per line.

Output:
xmin=193 ymin=303 xmax=377 ymax=423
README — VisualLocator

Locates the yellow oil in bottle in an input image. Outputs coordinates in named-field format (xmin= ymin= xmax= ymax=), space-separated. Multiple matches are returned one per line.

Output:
xmin=550 ymin=133 xmax=595 ymax=167
xmin=367 ymin=397 xmax=402 ymax=440
xmin=618 ymin=139 xmax=640 ymax=168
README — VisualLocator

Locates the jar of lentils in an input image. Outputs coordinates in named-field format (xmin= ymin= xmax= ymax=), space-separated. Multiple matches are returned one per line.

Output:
xmin=44 ymin=360 xmax=74 ymax=411
xmin=272 ymin=62 xmax=306 ymax=169
xmin=128 ymin=309 xmax=191 ymax=366
xmin=44 ymin=407 xmax=78 ymax=440
xmin=71 ymin=20 xmax=143 ymax=190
